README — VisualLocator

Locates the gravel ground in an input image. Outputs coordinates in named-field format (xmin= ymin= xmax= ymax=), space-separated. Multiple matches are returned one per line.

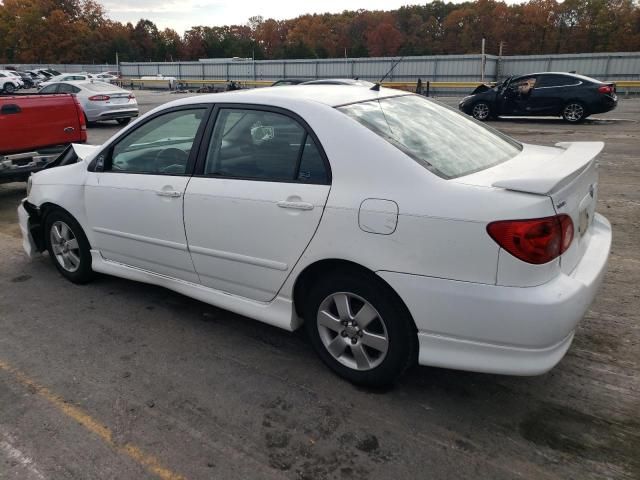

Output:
xmin=0 ymin=91 xmax=638 ymax=480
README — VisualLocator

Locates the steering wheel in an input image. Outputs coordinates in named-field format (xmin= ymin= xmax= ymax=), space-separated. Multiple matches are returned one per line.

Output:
xmin=155 ymin=148 xmax=188 ymax=173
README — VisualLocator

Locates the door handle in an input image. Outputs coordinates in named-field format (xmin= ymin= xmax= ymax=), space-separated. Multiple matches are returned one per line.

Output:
xmin=277 ymin=200 xmax=314 ymax=211
xmin=1 ymin=104 xmax=21 ymax=115
xmin=156 ymin=190 xmax=182 ymax=197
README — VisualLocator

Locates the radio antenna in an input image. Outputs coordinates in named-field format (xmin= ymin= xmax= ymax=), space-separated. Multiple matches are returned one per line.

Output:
xmin=371 ymin=56 xmax=404 ymax=91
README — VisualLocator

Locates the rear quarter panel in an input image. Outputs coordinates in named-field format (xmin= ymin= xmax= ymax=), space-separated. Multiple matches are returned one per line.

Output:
xmin=277 ymin=103 xmax=556 ymax=299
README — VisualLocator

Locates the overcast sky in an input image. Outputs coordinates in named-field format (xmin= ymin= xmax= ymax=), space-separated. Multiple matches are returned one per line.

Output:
xmin=101 ymin=0 xmax=524 ymax=34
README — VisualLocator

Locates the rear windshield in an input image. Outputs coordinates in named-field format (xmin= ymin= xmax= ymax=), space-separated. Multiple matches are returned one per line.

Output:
xmin=85 ymin=81 xmax=117 ymax=92
xmin=338 ymin=94 xmax=522 ymax=179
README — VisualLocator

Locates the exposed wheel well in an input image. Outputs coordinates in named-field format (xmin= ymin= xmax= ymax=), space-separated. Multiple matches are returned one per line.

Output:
xmin=36 ymin=203 xmax=91 ymax=251
xmin=292 ymin=259 xmax=416 ymax=331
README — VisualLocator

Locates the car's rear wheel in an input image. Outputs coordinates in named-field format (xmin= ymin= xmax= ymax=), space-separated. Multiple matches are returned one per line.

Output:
xmin=471 ymin=102 xmax=492 ymax=121
xmin=45 ymin=210 xmax=94 ymax=284
xmin=562 ymin=102 xmax=587 ymax=123
xmin=116 ymin=118 xmax=131 ymax=125
xmin=304 ymin=271 xmax=416 ymax=387
xmin=4 ymin=82 xmax=16 ymax=94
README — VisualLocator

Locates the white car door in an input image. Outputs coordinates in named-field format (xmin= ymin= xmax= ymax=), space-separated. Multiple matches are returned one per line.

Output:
xmin=183 ymin=106 xmax=331 ymax=301
xmin=85 ymin=106 xmax=210 ymax=282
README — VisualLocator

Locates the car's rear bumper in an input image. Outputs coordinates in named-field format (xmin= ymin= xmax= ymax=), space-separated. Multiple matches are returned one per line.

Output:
xmin=87 ymin=107 xmax=139 ymax=122
xmin=590 ymin=95 xmax=618 ymax=114
xmin=378 ymin=213 xmax=612 ymax=375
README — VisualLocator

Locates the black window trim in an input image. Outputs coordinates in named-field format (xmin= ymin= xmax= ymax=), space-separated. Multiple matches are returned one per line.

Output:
xmin=193 ymin=103 xmax=332 ymax=186
xmin=88 ymin=103 xmax=214 ymax=177
xmin=534 ymin=74 xmax=583 ymax=89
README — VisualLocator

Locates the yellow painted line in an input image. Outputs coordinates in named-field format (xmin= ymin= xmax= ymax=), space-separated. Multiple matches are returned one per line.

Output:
xmin=0 ymin=359 xmax=186 ymax=480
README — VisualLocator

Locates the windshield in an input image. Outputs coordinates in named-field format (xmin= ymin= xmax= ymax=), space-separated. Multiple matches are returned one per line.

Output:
xmin=85 ymin=81 xmax=120 ymax=92
xmin=338 ymin=94 xmax=522 ymax=179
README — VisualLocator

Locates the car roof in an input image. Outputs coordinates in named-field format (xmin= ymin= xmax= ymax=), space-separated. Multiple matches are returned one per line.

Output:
xmin=171 ymin=85 xmax=408 ymax=109
xmin=514 ymin=72 xmax=601 ymax=83
xmin=301 ymin=78 xmax=376 ymax=86
xmin=51 ymin=80 xmax=126 ymax=91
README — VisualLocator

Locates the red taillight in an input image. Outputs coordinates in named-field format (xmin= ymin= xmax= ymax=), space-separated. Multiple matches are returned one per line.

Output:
xmin=128 ymin=93 xmax=135 ymax=99
xmin=487 ymin=215 xmax=574 ymax=264
xmin=598 ymin=85 xmax=613 ymax=94
xmin=88 ymin=94 xmax=110 ymax=101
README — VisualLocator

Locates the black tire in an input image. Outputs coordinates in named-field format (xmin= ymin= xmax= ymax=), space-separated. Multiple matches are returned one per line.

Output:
xmin=44 ymin=209 xmax=94 ymax=284
xmin=562 ymin=101 xmax=587 ymax=123
xmin=304 ymin=271 xmax=417 ymax=388
xmin=116 ymin=118 xmax=131 ymax=126
xmin=471 ymin=101 xmax=492 ymax=121
xmin=4 ymin=82 xmax=16 ymax=94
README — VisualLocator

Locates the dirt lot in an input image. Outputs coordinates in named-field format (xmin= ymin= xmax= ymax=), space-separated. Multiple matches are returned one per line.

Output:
xmin=0 ymin=92 xmax=638 ymax=480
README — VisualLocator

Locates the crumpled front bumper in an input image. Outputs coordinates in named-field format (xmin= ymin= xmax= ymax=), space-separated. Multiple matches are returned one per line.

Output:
xmin=18 ymin=200 xmax=42 ymax=258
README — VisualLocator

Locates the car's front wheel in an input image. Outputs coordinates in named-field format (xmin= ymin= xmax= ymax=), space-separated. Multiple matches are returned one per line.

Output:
xmin=562 ymin=102 xmax=587 ymax=123
xmin=471 ymin=101 xmax=492 ymax=121
xmin=304 ymin=271 xmax=416 ymax=387
xmin=45 ymin=210 xmax=94 ymax=284
xmin=3 ymin=82 xmax=16 ymax=94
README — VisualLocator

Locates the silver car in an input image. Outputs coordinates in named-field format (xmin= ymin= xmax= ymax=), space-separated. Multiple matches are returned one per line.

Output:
xmin=39 ymin=81 xmax=138 ymax=125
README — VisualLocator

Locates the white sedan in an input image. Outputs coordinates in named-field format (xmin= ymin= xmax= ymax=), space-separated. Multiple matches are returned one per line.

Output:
xmin=38 ymin=81 xmax=138 ymax=125
xmin=18 ymin=86 xmax=611 ymax=386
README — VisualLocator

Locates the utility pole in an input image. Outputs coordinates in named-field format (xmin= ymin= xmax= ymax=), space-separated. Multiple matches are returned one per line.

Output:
xmin=497 ymin=41 xmax=506 ymax=80
xmin=481 ymin=37 xmax=486 ymax=82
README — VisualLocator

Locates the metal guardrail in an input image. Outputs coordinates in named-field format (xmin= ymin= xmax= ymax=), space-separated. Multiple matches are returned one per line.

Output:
xmin=119 ymin=78 xmax=640 ymax=94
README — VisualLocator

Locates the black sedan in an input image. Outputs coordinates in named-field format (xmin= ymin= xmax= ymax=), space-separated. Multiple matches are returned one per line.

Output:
xmin=459 ymin=72 xmax=617 ymax=123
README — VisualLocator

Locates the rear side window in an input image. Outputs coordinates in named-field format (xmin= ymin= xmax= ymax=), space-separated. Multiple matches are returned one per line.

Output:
xmin=298 ymin=137 xmax=327 ymax=183
xmin=58 ymin=83 xmax=80 ymax=94
xmin=338 ymin=95 xmax=522 ymax=179
xmin=537 ymin=75 xmax=581 ymax=87
xmin=204 ymin=108 xmax=328 ymax=183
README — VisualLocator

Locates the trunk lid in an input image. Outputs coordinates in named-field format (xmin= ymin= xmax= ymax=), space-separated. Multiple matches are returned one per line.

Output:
xmin=103 ymin=92 xmax=131 ymax=104
xmin=457 ymin=142 xmax=603 ymax=273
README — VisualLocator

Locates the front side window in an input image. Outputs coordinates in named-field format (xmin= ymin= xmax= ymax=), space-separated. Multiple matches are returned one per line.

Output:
xmin=338 ymin=95 xmax=522 ymax=179
xmin=510 ymin=76 xmax=537 ymax=96
xmin=109 ymin=108 xmax=206 ymax=175
xmin=204 ymin=108 xmax=327 ymax=183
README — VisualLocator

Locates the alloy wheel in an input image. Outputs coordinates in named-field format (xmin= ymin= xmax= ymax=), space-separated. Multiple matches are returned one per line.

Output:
xmin=472 ymin=103 xmax=490 ymax=120
xmin=317 ymin=292 xmax=389 ymax=371
xmin=564 ymin=103 xmax=584 ymax=122
xmin=49 ymin=221 xmax=81 ymax=273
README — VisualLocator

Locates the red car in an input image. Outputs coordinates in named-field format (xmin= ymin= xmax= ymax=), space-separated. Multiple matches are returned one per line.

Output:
xmin=0 ymin=93 xmax=86 ymax=183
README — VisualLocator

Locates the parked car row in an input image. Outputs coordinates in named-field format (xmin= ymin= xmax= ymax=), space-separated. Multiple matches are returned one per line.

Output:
xmin=38 ymin=72 xmax=119 ymax=90
xmin=0 ymin=67 xmax=66 ymax=92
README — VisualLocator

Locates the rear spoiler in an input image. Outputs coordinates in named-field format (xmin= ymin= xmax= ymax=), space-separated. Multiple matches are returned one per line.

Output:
xmin=492 ymin=142 xmax=604 ymax=195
